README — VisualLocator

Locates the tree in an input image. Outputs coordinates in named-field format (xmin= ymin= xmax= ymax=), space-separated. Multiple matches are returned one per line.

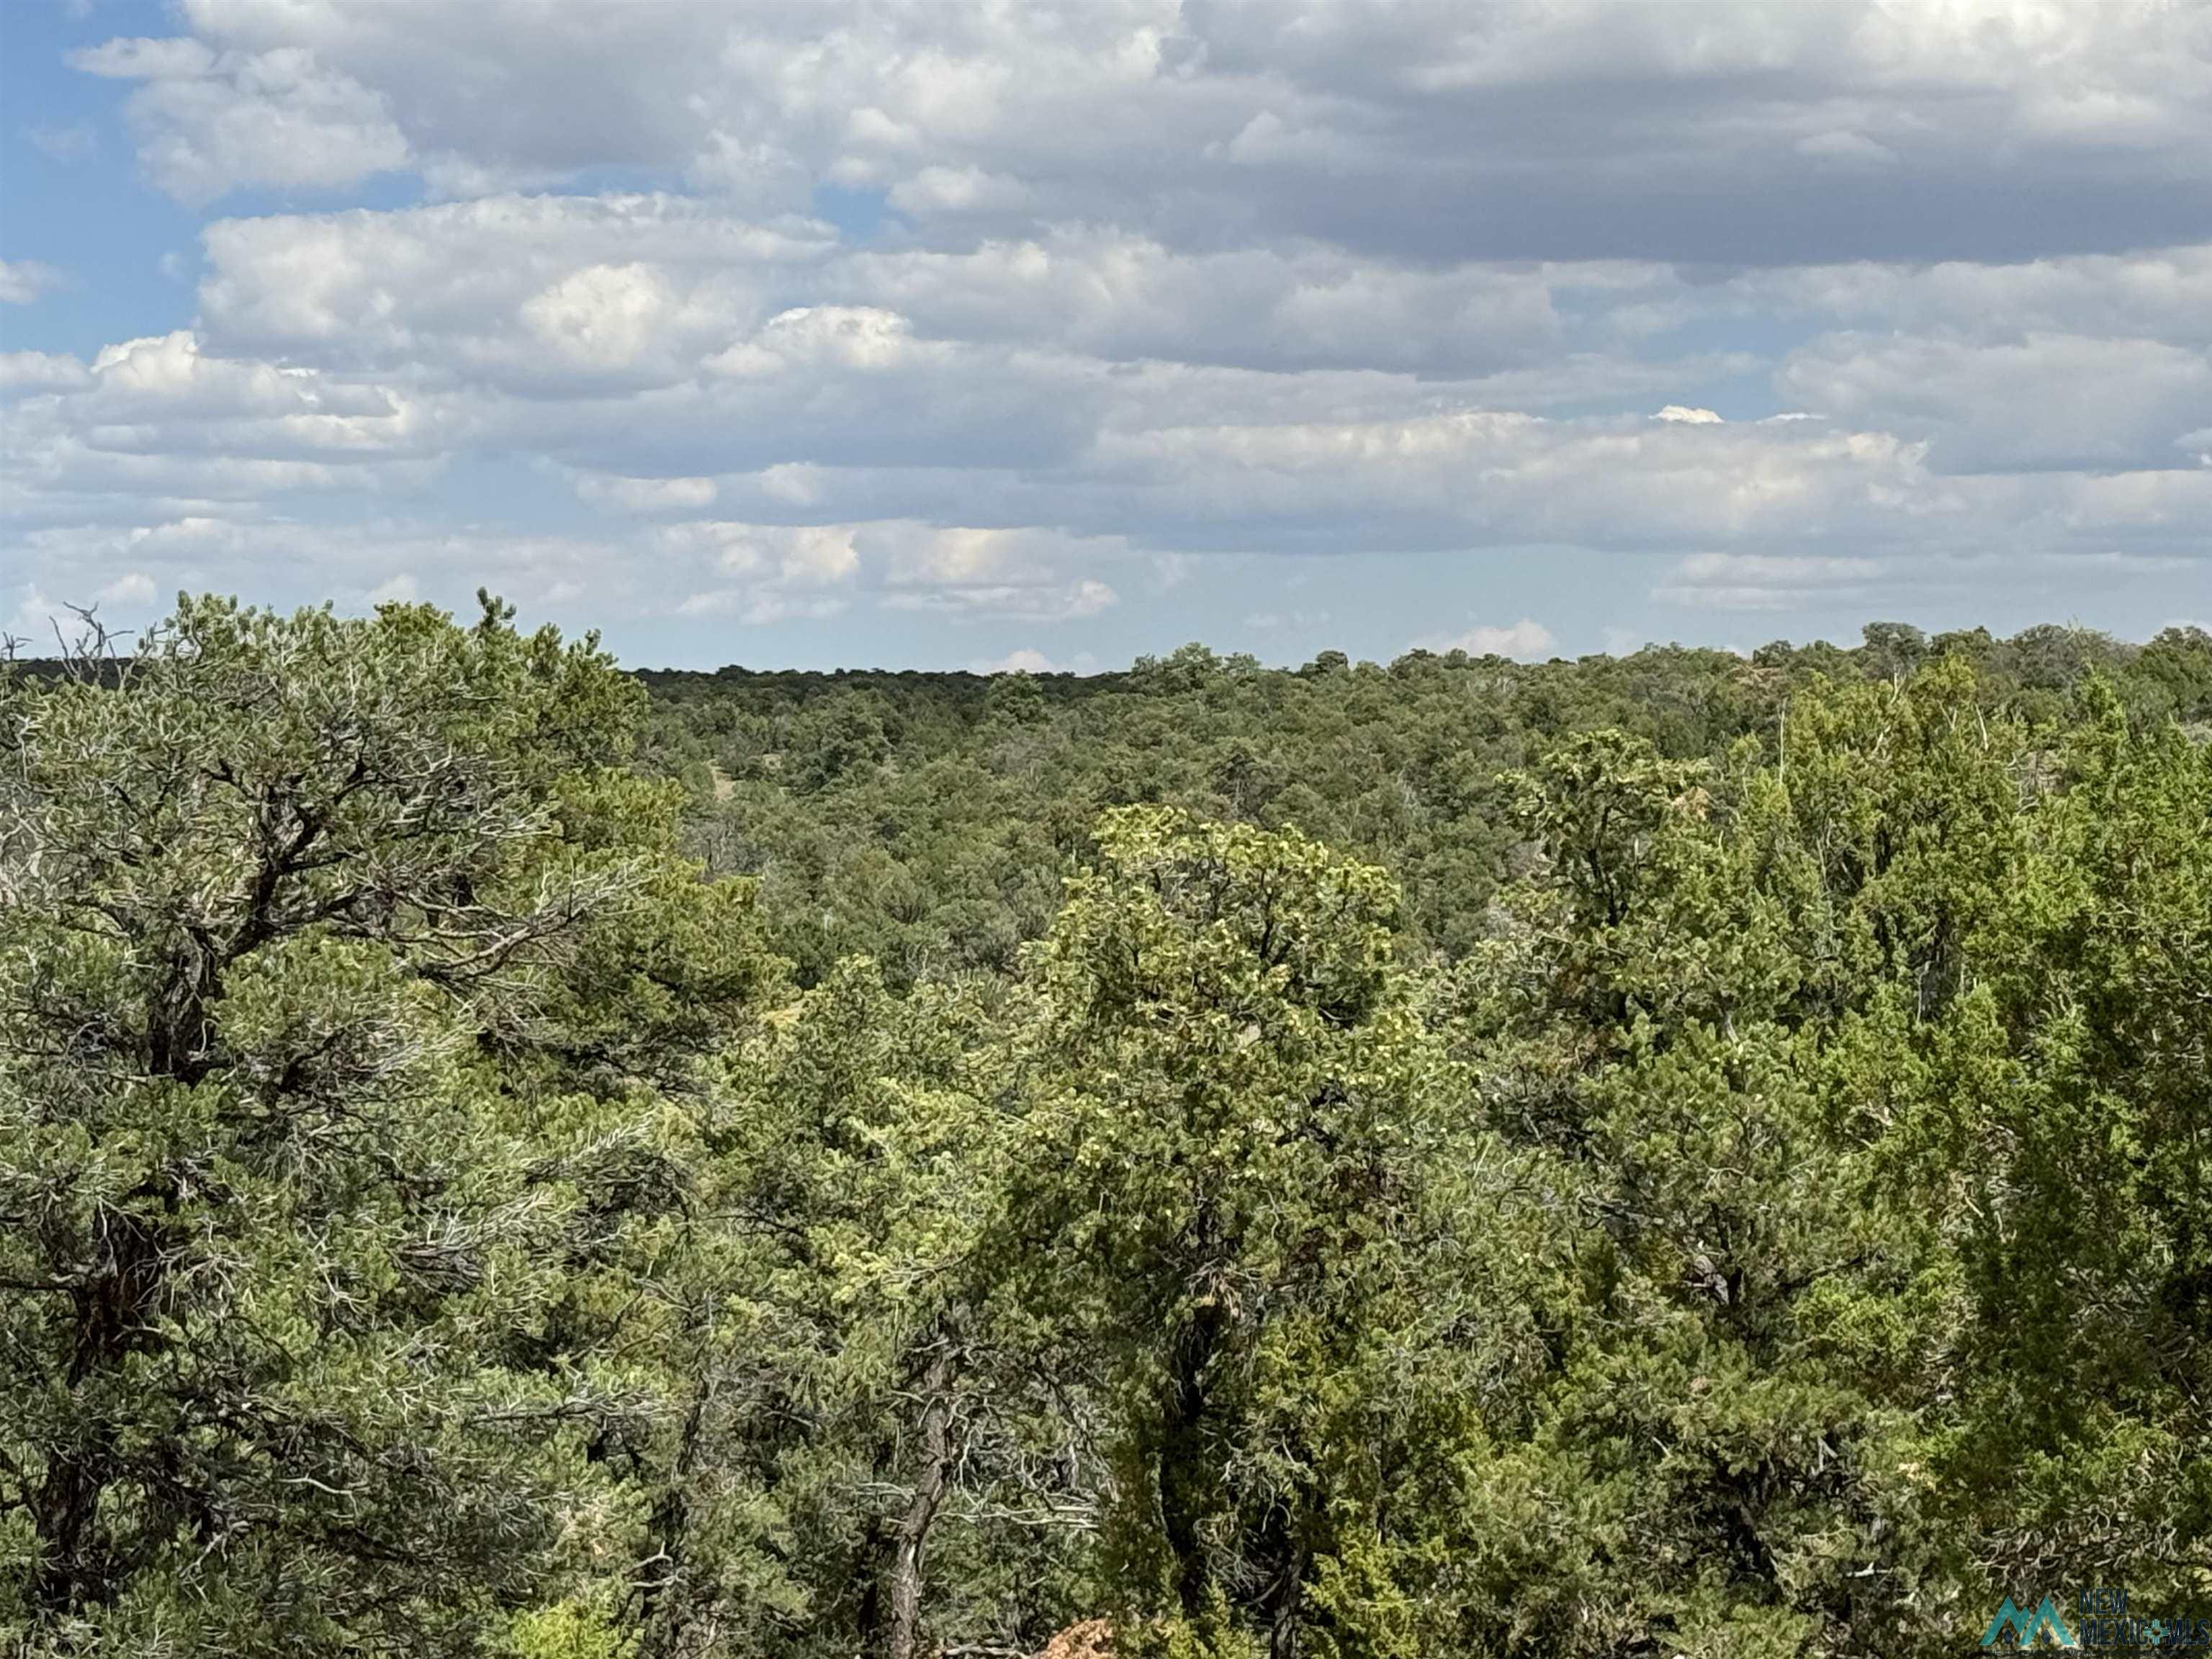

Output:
xmin=1442 ymin=681 xmax=1979 ymax=1655
xmin=1004 ymin=809 xmax=1570 ymax=1657
xmin=1939 ymin=680 xmax=2212 ymax=1596
xmin=609 ymin=956 xmax=1090 ymax=1659
xmin=10 ymin=598 xmax=2208 ymax=1656
xmin=1454 ymin=663 xmax=2212 ymax=1656
xmin=0 ymin=595 xmax=765 ymax=1655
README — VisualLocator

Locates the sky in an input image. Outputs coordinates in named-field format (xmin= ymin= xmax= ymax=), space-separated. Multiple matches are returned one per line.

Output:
xmin=3 ymin=0 xmax=2210 ymax=672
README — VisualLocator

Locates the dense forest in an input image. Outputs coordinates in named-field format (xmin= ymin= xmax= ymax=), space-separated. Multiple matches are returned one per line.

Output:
xmin=4 ymin=597 xmax=2211 ymax=1658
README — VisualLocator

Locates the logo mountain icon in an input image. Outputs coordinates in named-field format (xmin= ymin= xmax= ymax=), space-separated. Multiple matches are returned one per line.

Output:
xmin=1981 ymin=1596 xmax=2080 ymax=1648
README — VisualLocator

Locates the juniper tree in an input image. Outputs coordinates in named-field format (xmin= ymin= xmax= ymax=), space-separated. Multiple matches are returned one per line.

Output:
xmin=1004 ymin=809 xmax=1573 ymax=1658
xmin=0 ymin=596 xmax=768 ymax=1656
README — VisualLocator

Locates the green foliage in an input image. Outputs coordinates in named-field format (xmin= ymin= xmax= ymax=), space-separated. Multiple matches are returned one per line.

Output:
xmin=9 ymin=603 xmax=2210 ymax=1656
xmin=1002 ymin=810 xmax=1573 ymax=1653
xmin=637 ymin=621 xmax=2193 ymax=989
xmin=0 ymin=597 xmax=769 ymax=1655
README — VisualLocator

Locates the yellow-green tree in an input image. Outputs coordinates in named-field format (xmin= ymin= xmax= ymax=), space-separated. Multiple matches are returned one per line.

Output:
xmin=1004 ymin=809 xmax=1573 ymax=1657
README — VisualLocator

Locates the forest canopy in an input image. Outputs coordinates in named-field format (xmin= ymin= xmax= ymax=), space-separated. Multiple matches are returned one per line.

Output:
xmin=4 ymin=598 xmax=2209 ymax=1657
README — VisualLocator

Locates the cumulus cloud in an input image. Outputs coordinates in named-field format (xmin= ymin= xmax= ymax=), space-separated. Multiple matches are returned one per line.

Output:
xmin=664 ymin=519 xmax=861 ymax=624
xmin=974 ymin=647 xmax=1057 ymax=673
xmin=196 ymin=195 xmax=832 ymax=397
xmin=37 ymin=0 xmax=2190 ymax=271
xmin=1 ymin=331 xmax=438 ymax=552
xmin=838 ymin=230 xmax=1568 ymax=374
xmin=1084 ymin=410 xmax=1944 ymax=555
xmin=72 ymin=36 xmax=410 ymax=203
xmin=706 ymin=306 xmax=929 ymax=378
xmin=887 ymin=166 xmax=1033 ymax=215
xmin=1426 ymin=618 xmax=1559 ymax=661
xmin=0 ymin=351 xmax=91 ymax=392
xmin=17 ymin=514 xmax=639 ymax=624
xmin=5 ymin=331 xmax=423 ymax=490
xmin=1780 ymin=331 xmax=2212 ymax=473
xmin=522 ymin=264 xmax=679 ymax=374
xmin=7 ymin=0 xmax=2207 ymax=660
xmin=634 ymin=518 xmax=1132 ymax=626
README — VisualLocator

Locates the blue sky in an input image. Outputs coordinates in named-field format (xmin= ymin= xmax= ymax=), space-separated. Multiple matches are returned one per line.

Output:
xmin=4 ymin=0 xmax=2210 ymax=670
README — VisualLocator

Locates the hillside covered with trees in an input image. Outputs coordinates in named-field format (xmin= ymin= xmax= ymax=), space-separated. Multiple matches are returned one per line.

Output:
xmin=4 ymin=598 xmax=2210 ymax=1658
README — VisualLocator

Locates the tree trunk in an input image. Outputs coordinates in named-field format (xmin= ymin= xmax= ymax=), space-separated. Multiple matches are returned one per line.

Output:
xmin=1159 ymin=1300 xmax=1225 ymax=1619
xmin=1258 ymin=1502 xmax=1306 ymax=1659
xmin=29 ymin=1441 xmax=106 ymax=1618
xmin=886 ymin=1337 xmax=959 ymax=1659
xmin=27 ymin=1208 xmax=166 ymax=1622
xmin=637 ymin=1364 xmax=714 ymax=1659
xmin=1269 ymin=1583 xmax=1305 ymax=1659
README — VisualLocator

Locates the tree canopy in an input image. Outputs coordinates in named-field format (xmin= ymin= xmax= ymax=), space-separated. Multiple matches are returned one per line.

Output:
xmin=4 ymin=604 xmax=2208 ymax=1656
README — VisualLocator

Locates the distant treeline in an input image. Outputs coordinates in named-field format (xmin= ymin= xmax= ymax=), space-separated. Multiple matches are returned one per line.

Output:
xmin=637 ymin=622 xmax=2212 ymax=983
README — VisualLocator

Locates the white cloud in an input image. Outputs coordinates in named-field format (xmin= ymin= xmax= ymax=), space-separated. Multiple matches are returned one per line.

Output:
xmin=781 ymin=525 xmax=863 ymax=586
xmin=1086 ymin=410 xmax=1943 ymax=555
xmin=94 ymin=571 xmax=159 ymax=608
xmin=1426 ymin=618 xmax=1557 ymax=661
xmin=521 ymin=263 xmax=675 ymax=372
xmin=885 ymin=577 xmax=1116 ymax=621
xmin=0 ymin=351 xmax=91 ymax=392
xmin=674 ymin=589 xmax=841 ymax=625
xmin=974 ymin=647 xmax=1056 ymax=673
xmin=1653 ymin=553 xmax=1887 ymax=611
xmin=84 ymin=0 xmax=2212 ymax=266
xmin=0 ymin=261 xmax=64 ymax=305
xmin=0 ymin=332 xmax=436 ymax=544
xmin=70 ymin=37 xmax=220 ymax=80
xmin=12 ymin=1 xmax=2210 ymax=656
xmin=706 ymin=306 xmax=925 ymax=378
xmin=871 ymin=524 xmax=1124 ymax=621
xmin=652 ymin=521 xmax=862 ymax=616
xmin=888 ymin=165 xmax=1032 ymax=215
xmin=572 ymin=472 xmax=719 ymax=513
xmin=15 ymin=514 xmax=639 ymax=623
xmin=840 ymin=230 xmax=1568 ymax=374
xmin=7 ymin=585 xmax=63 ymax=645
xmin=26 ymin=122 xmax=99 ymax=162
xmin=633 ymin=518 xmax=1128 ymax=624
xmin=1780 ymin=331 xmax=2212 ymax=474
xmin=196 ymin=194 xmax=830 ymax=397
xmin=1756 ymin=247 xmax=2212 ymax=349
xmin=73 ymin=37 xmax=410 ymax=204
xmin=755 ymin=463 xmax=825 ymax=505
xmin=60 ymin=331 xmax=420 ymax=454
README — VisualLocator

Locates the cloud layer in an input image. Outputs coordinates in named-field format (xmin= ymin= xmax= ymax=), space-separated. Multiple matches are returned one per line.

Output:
xmin=6 ymin=1 xmax=2211 ymax=663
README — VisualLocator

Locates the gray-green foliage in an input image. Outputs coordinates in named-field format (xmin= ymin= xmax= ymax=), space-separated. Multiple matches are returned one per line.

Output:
xmin=1448 ymin=662 xmax=2212 ymax=1656
xmin=0 ymin=597 xmax=766 ymax=1655
xmin=8 ymin=601 xmax=2211 ymax=1658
